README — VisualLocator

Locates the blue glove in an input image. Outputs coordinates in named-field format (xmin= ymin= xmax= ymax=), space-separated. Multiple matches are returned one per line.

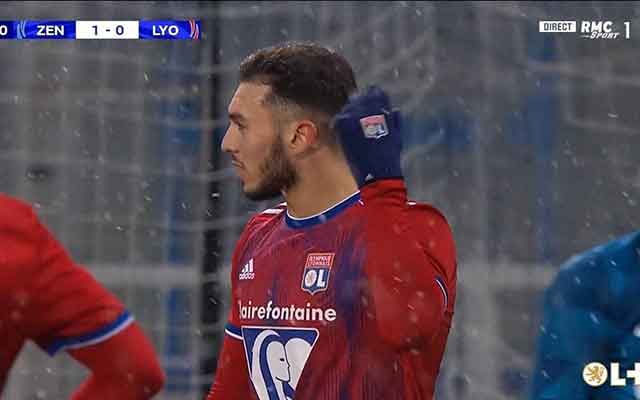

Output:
xmin=334 ymin=85 xmax=403 ymax=187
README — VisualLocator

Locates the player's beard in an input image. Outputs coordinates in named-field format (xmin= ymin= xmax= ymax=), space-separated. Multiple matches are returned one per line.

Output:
xmin=244 ymin=134 xmax=297 ymax=201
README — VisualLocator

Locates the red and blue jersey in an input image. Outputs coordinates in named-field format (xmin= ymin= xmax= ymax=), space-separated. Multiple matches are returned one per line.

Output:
xmin=208 ymin=179 xmax=457 ymax=400
xmin=0 ymin=194 xmax=132 ymax=385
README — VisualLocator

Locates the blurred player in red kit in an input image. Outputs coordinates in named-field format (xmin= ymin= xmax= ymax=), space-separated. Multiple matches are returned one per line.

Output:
xmin=0 ymin=194 xmax=165 ymax=399
xmin=207 ymin=42 xmax=457 ymax=400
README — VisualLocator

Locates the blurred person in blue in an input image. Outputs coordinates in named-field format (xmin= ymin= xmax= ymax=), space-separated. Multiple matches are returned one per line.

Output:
xmin=530 ymin=231 xmax=640 ymax=399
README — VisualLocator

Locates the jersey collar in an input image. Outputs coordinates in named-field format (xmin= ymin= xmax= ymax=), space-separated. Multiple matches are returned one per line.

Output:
xmin=285 ymin=191 xmax=361 ymax=229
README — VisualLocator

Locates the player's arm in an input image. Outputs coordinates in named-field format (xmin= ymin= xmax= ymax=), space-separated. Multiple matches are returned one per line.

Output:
xmin=18 ymin=206 xmax=164 ymax=398
xmin=67 ymin=323 xmax=165 ymax=399
xmin=360 ymin=179 xmax=453 ymax=348
xmin=335 ymin=86 xmax=455 ymax=348
xmin=206 ymin=327 xmax=251 ymax=399
xmin=206 ymin=228 xmax=253 ymax=399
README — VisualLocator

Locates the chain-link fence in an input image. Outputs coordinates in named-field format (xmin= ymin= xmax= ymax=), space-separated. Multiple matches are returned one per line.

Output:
xmin=1 ymin=2 xmax=638 ymax=399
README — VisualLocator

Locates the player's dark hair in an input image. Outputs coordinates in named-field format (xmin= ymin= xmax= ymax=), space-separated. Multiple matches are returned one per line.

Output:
xmin=239 ymin=41 xmax=358 ymax=146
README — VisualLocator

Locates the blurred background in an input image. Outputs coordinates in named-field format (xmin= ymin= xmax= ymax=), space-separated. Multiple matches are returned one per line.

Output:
xmin=1 ymin=1 xmax=639 ymax=399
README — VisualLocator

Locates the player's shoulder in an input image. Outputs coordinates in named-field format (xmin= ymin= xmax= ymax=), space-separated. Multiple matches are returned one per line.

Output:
xmin=558 ymin=230 xmax=640 ymax=275
xmin=250 ymin=202 xmax=286 ymax=225
xmin=0 ymin=193 xmax=35 ymax=217
xmin=0 ymin=195 xmax=43 ymax=284
xmin=406 ymin=200 xmax=453 ymax=232
xmin=231 ymin=202 xmax=286 ymax=268
xmin=550 ymin=231 xmax=640 ymax=307
xmin=0 ymin=193 xmax=39 ymax=230
xmin=595 ymin=230 xmax=640 ymax=264
xmin=240 ymin=202 xmax=286 ymax=236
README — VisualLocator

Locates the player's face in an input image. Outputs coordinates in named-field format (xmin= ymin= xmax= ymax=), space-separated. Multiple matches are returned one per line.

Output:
xmin=222 ymin=82 xmax=297 ymax=201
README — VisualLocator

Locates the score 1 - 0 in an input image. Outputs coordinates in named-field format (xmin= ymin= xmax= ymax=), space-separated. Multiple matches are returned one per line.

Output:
xmin=76 ymin=21 xmax=139 ymax=39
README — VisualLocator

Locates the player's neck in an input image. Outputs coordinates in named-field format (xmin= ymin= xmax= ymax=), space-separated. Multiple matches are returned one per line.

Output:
xmin=283 ymin=153 xmax=358 ymax=219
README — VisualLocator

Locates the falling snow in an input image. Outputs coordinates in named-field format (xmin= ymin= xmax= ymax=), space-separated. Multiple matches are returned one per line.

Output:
xmin=0 ymin=2 xmax=638 ymax=399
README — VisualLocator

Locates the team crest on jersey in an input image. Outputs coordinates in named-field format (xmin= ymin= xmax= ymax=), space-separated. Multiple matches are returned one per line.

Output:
xmin=242 ymin=326 xmax=319 ymax=400
xmin=301 ymin=253 xmax=334 ymax=295
xmin=360 ymin=114 xmax=389 ymax=139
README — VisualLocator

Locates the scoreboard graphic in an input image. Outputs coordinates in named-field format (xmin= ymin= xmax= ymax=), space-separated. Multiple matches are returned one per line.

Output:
xmin=0 ymin=20 xmax=201 ymax=40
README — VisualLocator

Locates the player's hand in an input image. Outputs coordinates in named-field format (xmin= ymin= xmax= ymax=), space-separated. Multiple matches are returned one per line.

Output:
xmin=334 ymin=85 xmax=403 ymax=188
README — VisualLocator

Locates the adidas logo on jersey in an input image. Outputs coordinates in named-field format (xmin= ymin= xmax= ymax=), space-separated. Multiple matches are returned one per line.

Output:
xmin=239 ymin=259 xmax=255 ymax=281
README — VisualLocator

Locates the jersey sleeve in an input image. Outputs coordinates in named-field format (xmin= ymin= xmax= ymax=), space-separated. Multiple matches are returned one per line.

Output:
xmin=360 ymin=178 xmax=456 ymax=348
xmin=17 ymin=206 xmax=131 ymax=355
xmin=208 ymin=214 xmax=262 ymax=399
xmin=206 ymin=333 xmax=251 ymax=399
xmin=67 ymin=323 xmax=165 ymax=399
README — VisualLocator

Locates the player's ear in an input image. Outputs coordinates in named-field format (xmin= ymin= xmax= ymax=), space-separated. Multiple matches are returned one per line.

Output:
xmin=288 ymin=119 xmax=320 ymax=155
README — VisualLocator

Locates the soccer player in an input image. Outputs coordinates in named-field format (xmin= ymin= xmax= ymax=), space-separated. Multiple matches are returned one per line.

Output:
xmin=529 ymin=231 xmax=640 ymax=399
xmin=0 ymin=194 xmax=165 ymax=399
xmin=207 ymin=42 xmax=457 ymax=400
